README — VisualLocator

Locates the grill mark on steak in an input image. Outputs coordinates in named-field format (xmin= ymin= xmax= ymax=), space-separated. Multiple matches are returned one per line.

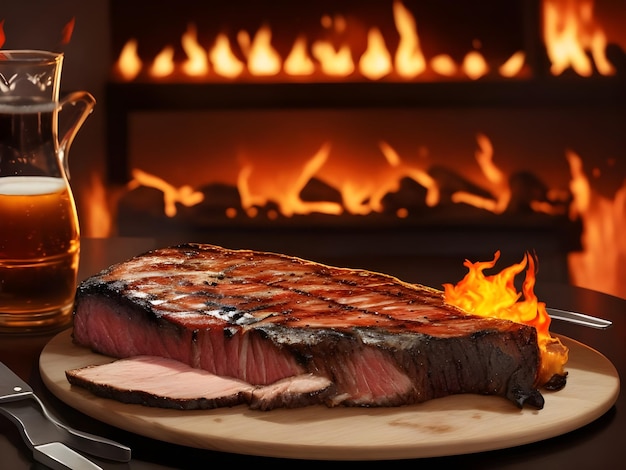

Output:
xmin=71 ymin=243 xmax=545 ymax=410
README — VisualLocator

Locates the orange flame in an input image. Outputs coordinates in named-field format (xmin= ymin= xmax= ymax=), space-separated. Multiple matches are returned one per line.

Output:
xmin=566 ymin=151 xmax=626 ymax=298
xmin=115 ymin=39 xmax=142 ymax=81
xmin=359 ymin=27 xmax=393 ymax=80
xmin=83 ymin=172 xmax=113 ymax=238
xmin=284 ymin=35 xmax=315 ymax=76
xmin=181 ymin=23 xmax=209 ymax=76
xmin=543 ymin=0 xmax=615 ymax=76
xmin=238 ymin=142 xmax=343 ymax=217
xmin=311 ymin=39 xmax=354 ymax=77
xmin=128 ymin=169 xmax=204 ymax=217
xmin=60 ymin=17 xmax=75 ymax=45
xmin=393 ymin=0 xmax=426 ymax=78
xmin=499 ymin=51 xmax=526 ymax=77
xmin=0 ymin=19 xmax=5 ymax=48
xmin=462 ymin=50 xmax=489 ymax=80
xmin=150 ymin=46 xmax=175 ymax=78
xmin=247 ymin=24 xmax=281 ymax=76
xmin=451 ymin=134 xmax=511 ymax=213
xmin=430 ymin=54 xmax=457 ymax=76
xmin=113 ymin=0 xmax=535 ymax=83
xmin=443 ymin=251 xmax=569 ymax=385
xmin=209 ymin=33 xmax=245 ymax=78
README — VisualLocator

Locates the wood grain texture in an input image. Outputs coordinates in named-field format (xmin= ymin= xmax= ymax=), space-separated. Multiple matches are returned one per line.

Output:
xmin=39 ymin=330 xmax=619 ymax=461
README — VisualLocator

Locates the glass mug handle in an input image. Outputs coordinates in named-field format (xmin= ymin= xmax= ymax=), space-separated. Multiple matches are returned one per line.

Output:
xmin=57 ymin=91 xmax=97 ymax=178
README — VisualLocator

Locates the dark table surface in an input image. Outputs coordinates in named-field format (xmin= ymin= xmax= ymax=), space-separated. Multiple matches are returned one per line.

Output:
xmin=1 ymin=237 xmax=625 ymax=469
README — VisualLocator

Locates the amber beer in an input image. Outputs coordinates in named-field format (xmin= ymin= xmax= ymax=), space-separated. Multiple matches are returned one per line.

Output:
xmin=0 ymin=176 xmax=80 ymax=331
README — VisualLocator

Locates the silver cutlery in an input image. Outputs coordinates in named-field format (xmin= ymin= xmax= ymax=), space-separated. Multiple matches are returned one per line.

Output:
xmin=546 ymin=307 xmax=613 ymax=329
xmin=0 ymin=361 xmax=131 ymax=469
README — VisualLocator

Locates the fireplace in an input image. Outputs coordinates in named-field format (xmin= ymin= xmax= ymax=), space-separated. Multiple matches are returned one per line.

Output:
xmin=87 ymin=0 xmax=625 ymax=296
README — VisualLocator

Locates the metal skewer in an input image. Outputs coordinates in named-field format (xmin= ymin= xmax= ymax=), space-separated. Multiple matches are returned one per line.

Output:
xmin=545 ymin=307 xmax=612 ymax=329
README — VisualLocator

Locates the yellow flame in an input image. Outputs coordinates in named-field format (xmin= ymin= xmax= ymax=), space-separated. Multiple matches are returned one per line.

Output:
xmin=443 ymin=251 xmax=569 ymax=385
xmin=499 ymin=51 xmax=526 ymax=77
xmin=115 ymin=39 xmax=142 ymax=81
xmin=430 ymin=54 xmax=457 ymax=76
xmin=114 ymin=0 xmax=622 ymax=82
xmin=359 ymin=27 xmax=393 ymax=80
xmin=393 ymin=0 xmax=426 ymax=78
xmin=284 ymin=35 xmax=315 ymax=76
xmin=209 ymin=33 xmax=245 ymax=78
xmin=150 ymin=46 xmax=175 ymax=78
xmin=543 ymin=0 xmax=615 ymax=76
xmin=181 ymin=23 xmax=209 ymax=76
xmin=312 ymin=41 xmax=354 ymax=77
xmin=247 ymin=25 xmax=281 ymax=76
xmin=463 ymin=50 xmax=489 ymax=80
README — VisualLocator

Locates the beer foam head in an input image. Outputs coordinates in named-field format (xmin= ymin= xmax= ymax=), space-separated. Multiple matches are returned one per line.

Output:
xmin=0 ymin=176 xmax=66 ymax=195
xmin=0 ymin=98 xmax=58 ymax=114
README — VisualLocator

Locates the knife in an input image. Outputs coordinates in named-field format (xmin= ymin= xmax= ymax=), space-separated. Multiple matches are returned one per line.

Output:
xmin=0 ymin=361 xmax=131 ymax=469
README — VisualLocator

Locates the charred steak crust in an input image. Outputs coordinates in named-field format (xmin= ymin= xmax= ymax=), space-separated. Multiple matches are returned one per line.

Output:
xmin=71 ymin=243 xmax=543 ymax=410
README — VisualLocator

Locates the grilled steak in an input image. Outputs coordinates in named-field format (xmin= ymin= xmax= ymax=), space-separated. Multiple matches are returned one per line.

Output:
xmin=71 ymin=243 xmax=545 ymax=410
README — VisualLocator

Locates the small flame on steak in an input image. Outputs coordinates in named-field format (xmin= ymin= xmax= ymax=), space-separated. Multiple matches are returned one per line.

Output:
xmin=442 ymin=251 xmax=569 ymax=386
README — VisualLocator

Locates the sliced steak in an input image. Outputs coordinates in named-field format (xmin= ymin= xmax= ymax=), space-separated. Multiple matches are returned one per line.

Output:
xmin=247 ymin=374 xmax=335 ymax=411
xmin=66 ymin=355 xmax=252 ymax=409
xmin=71 ymin=243 xmax=545 ymax=410
xmin=66 ymin=356 xmax=334 ymax=410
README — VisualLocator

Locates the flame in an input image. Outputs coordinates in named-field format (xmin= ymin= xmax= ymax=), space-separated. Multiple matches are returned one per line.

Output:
xmin=543 ymin=0 xmax=615 ymax=76
xmin=238 ymin=142 xmax=343 ymax=217
xmin=209 ymin=33 xmax=245 ymax=78
xmin=443 ymin=251 xmax=569 ymax=386
xmin=0 ymin=19 xmax=4 ymax=48
xmin=114 ymin=0 xmax=616 ymax=81
xmin=393 ymin=0 xmax=426 ymax=78
xmin=128 ymin=169 xmax=204 ymax=217
xmin=312 ymin=13 xmax=355 ymax=77
xmin=247 ymin=25 xmax=281 ymax=76
xmin=451 ymin=134 xmax=511 ymax=213
xmin=284 ymin=35 xmax=315 ymax=76
xmin=311 ymin=40 xmax=354 ymax=77
xmin=463 ymin=50 xmax=489 ymax=80
xmin=359 ymin=27 xmax=393 ymax=80
xmin=499 ymin=51 xmax=526 ymax=78
xmin=115 ymin=39 xmax=142 ymax=81
xmin=83 ymin=172 xmax=113 ymax=238
xmin=237 ymin=30 xmax=251 ymax=57
xmin=566 ymin=151 xmax=626 ymax=298
xmin=117 ymin=132 xmax=575 ymax=222
xmin=60 ymin=17 xmax=75 ymax=45
xmin=430 ymin=54 xmax=457 ymax=76
xmin=181 ymin=23 xmax=209 ymax=76
xmin=150 ymin=46 xmax=175 ymax=78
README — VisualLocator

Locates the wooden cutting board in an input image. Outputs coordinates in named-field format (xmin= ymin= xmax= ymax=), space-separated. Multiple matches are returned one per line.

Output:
xmin=40 ymin=330 xmax=619 ymax=460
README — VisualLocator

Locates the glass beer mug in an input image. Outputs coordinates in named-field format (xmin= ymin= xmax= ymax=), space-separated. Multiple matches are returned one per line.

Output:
xmin=0 ymin=50 xmax=95 ymax=332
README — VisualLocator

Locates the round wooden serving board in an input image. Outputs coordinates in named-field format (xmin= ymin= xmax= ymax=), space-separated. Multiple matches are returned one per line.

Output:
xmin=40 ymin=330 xmax=620 ymax=461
